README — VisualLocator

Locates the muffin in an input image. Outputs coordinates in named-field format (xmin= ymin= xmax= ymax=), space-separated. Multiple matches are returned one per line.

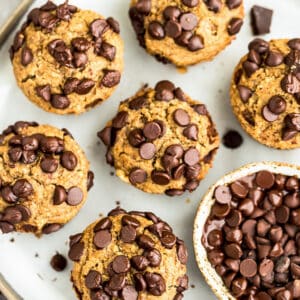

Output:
xmin=0 ymin=121 xmax=93 ymax=236
xmin=10 ymin=1 xmax=123 ymax=114
xmin=231 ymin=38 xmax=300 ymax=149
xmin=97 ymin=80 xmax=219 ymax=196
xmin=129 ymin=0 xmax=244 ymax=67
xmin=69 ymin=207 xmax=188 ymax=299
xmin=194 ymin=162 xmax=300 ymax=300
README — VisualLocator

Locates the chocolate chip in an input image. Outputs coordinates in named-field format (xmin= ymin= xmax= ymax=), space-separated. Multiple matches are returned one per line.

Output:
xmin=50 ymin=253 xmax=67 ymax=272
xmin=268 ymin=95 xmax=286 ymax=115
xmin=148 ymin=21 xmax=165 ymax=39
xmin=237 ymin=85 xmax=252 ymax=102
xmin=144 ymin=249 xmax=162 ymax=267
xmin=139 ymin=143 xmax=156 ymax=160
xmin=2 ymin=207 xmax=22 ymax=224
xmin=101 ymin=70 xmax=121 ymax=88
xmin=112 ymin=255 xmax=130 ymax=273
xmin=73 ymin=52 xmax=88 ymax=68
xmin=94 ymin=217 xmax=112 ymax=232
xmin=222 ymin=130 xmax=243 ymax=149
xmin=40 ymin=136 xmax=62 ymax=153
xmin=85 ymin=270 xmax=102 ymax=289
xmin=14 ymin=204 xmax=31 ymax=221
xmin=242 ymin=60 xmax=259 ymax=77
xmin=40 ymin=156 xmax=58 ymax=173
xmin=165 ymin=20 xmax=182 ymax=38
xmin=154 ymin=80 xmax=175 ymax=101
xmin=51 ymin=94 xmax=70 ymax=109
xmin=107 ymin=17 xmax=120 ymax=33
xmin=97 ymin=42 xmax=116 ymax=61
xmin=256 ymin=171 xmax=275 ymax=189
xmin=75 ymin=79 xmax=95 ymax=95
xmin=1 ymin=186 xmax=17 ymax=203
xmin=12 ymin=179 xmax=33 ymax=198
xmin=90 ymin=19 xmax=108 ymax=38
xmin=68 ymin=241 xmax=84 ymax=261
xmin=8 ymin=147 xmax=22 ymax=162
xmin=187 ymin=35 xmax=204 ymax=51
xmin=94 ymin=230 xmax=112 ymax=249
xmin=251 ymin=5 xmax=273 ymax=35
xmin=129 ymin=168 xmax=147 ymax=185
xmin=133 ymin=273 xmax=147 ymax=291
xmin=137 ymin=234 xmax=155 ymax=249
xmin=226 ymin=0 xmax=242 ymax=9
xmin=163 ymin=6 xmax=181 ymax=20
xmin=151 ymin=171 xmax=170 ymax=185
xmin=0 ymin=222 xmax=14 ymax=233
xmin=144 ymin=272 xmax=166 ymax=296
xmin=143 ymin=122 xmax=162 ymax=140
xmin=61 ymin=151 xmax=77 ymax=171
xmin=67 ymin=187 xmax=83 ymax=206
xmin=262 ymin=105 xmax=279 ymax=122
xmin=228 ymin=18 xmax=243 ymax=35
xmin=215 ymin=185 xmax=232 ymax=204
xmin=128 ymin=129 xmax=145 ymax=147
xmin=136 ymin=0 xmax=151 ymax=14
xmin=122 ymin=215 xmax=140 ymax=228
xmin=161 ymin=231 xmax=176 ymax=248
xmin=183 ymin=148 xmax=200 ymax=166
xmin=36 ymin=85 xmax=51 ymax=101
xmin=204 ymin=0 xmax=222 ymax=12
xmin=288 ymin=39 xmax=300 ymax=50
xmin=180 ymin=13 xmax=198 ymax=31
xmin=281 ymin=74 xmax=300 ymax=94
xmin=112 ymin=111 xmax=128 ymax=129
xmin=175 ymin=31 xmax=193 ymax=47
xmin=53 ymin=185 xmax=67 ymax=205
xmin=108 ymin=274 xmax=126 ymax=291
xmin=42 ymin=223 xmax=62 ymax=234
xmin=182 ymin=0 xmax=199 ymax=8
xmin=129 ymin=96 xmax=148 ymax=110
xmin=120 ymin=225 xmax=136 ymax=243
xmin=265 ymin=51 xmax=284 ymax=67
xmin=71 ymin=37 xmax=90 ymax=52
xmin=21 ymin=46 xmax=33 ymax=66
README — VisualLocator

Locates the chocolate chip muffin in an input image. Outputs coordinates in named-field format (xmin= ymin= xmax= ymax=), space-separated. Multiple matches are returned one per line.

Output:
xmin=69 ymin=207 xmax=188 ymax=299
xmin=231 ymin=38 xmax=300 ymax=149
xmin=10 ymin=1 xmax=123 ymax=114
xmin=0 ymin=121 xmax=93 ymax=236
xmin=129 ymin=0 xmax=244 ymax=67
xmin=97 ymin=81 xmax=219 ymax=196
xmin=194 ymin=162 xmax=300 ymax=300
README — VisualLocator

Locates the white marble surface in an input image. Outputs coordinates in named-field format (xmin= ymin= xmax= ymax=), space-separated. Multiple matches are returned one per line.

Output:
xmin=0 ymin=1 xmax=299 ymax=299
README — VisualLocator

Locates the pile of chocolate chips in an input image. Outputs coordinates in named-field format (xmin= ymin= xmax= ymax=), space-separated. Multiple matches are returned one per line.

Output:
xmin=129 ymin=0 xmax=243 ymax=54
xmin=203 ymin=170 xmax=300 ymax=299
xmin=69 ymin=208 xmax=188 ymax=299
xmin=236 ymin=38 xmax=300 ymax=141
xmin=98 ymin=81 xmax=218 ymax=196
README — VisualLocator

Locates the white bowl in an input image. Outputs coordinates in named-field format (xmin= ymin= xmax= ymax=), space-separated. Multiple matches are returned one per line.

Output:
xmin=193 ymin=161 xmax=300 ymax=300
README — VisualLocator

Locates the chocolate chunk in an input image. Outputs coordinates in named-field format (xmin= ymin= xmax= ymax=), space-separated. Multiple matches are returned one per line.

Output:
xmin=228 ymin=18 xmax=243 ymax=35
xmin=180 ymin=13 xmax=198 ymax=31
xmin=237 ymin=85 xmax=252 ymax=102
xmin=251 ymin=5 xmax=273 ymax=35
xmin=71 ymin=37 xmax=90 ymax=52
xmin=139 ymin=143 xmax=156 ymax=160
xmin=101 ymin=70 xmax=121 ymax=88
xmin=50 ymin=253 xmax=67 ymax=272
xmin=129 ymin=168 xmax=147 ymax=185
xmin=85 ymin=270 xmax=102 ymax=289
xmin=21 ymin=47 xmax=33 ymax=66
xmin=107 ymin=17 xmax=120 ymax=33
xmin=40 ymin=156 xmax=58 ymax=173
xmin=73 ymin=52 xmax=88 ymax=68
xmin=53 ymin=185 xmax=67 ymax=205
xmin=76 ymin=79 xmax=95 ymax=95
xmin=112 ymin=111 xmax=128 ymax=129
xmin=42 ymin=223 xmax=62 ymax=234
xmin=51 ymin=94 xmax=70 ymax=109
xmin=61 ymin=151 xmax=77 ymax=171
xmin=98 ymin=42 xmax=116 ymax=61
xmin=94 ymin=230 xmax=112 ymax=249
xmin=36 ymin=85 xmax=51 ymax=101
xmin=67 ymin=187 xmax=83 ymax=206
xmin=222 ymin=130 xmax=243 ymax=149
xmin=90 ymin=19 xmax=108 ymax=38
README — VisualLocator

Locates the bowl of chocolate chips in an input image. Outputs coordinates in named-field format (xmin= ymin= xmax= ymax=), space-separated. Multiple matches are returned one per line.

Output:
xmin=194 ymin=161 xmax=300 ymax=300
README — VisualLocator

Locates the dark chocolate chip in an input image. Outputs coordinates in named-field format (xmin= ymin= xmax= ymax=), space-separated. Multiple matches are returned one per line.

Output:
xmin=61 ymin=151 xmax=77 ymax=171
xmin=90 ymin=19 xmax=108 ymax=38
xmin=85 ymin=270 xmax=102 ymax=289
xmin=228 ymin=18 xmax=243 ymax=35
xmin=101 ymin=70 xmax=121 ymax=88
xmin=53 ymin=185 xmax=67 ymax=205
xmin=36 ymin=85 xmax=51 ymax=101
xmin=21 ymin=47 xmax=33 ymax=66
xmin=182 ymin=0 xmax=199 ymax=8
xmin=12 ymin=179 xmax=33 ymax=198
xmin=222 ymin=130 xmax=243 ymax=149
xmin=107 ymin=17 xmax=120 ymax=33
xmin=129 ymin=168 xmax=147 ymax=185
xmin=40 ymin=156 xmax=59 ymax=173
xmin=94 ymin=230 xmax=112 ymax=249
xmin=51 ymin=94 xmax=70 ymax=109
xmin=68 ymin=241 xmax=84 ymax=261
xmin=42 ymin=223 xmax=62 ymax=234
xmin=50 ymin=253 xmax=67 ymax=272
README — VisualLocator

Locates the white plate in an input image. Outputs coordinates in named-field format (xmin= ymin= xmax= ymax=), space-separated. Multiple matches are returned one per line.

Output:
xmin=0 ymin=0 xmax=299 ymax=299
